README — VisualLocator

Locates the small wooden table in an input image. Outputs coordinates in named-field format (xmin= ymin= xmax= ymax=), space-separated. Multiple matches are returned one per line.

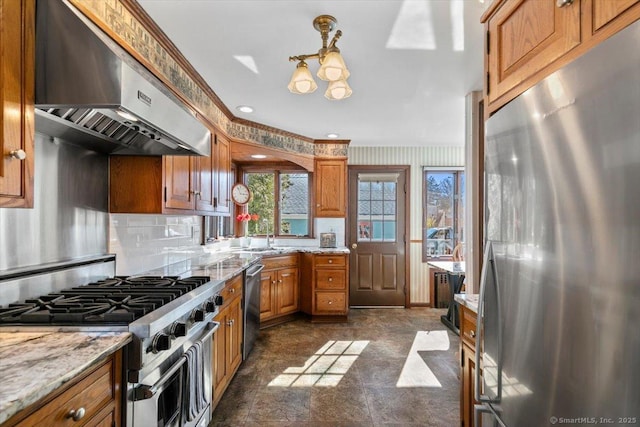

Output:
xmin=427 ymin=261 xmax=465 ymax=335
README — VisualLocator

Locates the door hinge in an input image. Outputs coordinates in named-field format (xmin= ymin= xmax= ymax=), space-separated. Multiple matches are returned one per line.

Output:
xmin=164 ymin=186 xmax=167 ymax=202
xmin=486 ymin=72 xmax=490 ymax=95
xmin=486 ymin=31 xmax=490 ymax=55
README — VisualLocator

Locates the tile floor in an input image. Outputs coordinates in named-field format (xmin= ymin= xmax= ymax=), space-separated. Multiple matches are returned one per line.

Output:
xmin=210 ymin=308 xmax=461 ymax=426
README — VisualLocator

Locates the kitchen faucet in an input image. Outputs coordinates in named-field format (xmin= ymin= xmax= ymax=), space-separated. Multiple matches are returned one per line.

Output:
xmin=263 ymin=219 xmax=272 ymax=248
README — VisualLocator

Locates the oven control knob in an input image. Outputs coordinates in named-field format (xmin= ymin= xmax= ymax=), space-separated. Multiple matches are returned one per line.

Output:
xmin=170 ymin=322 xmax=187 ymax=337
xmin=191 ymin=308 xmax=205 ymax=322
xmin=205 ymin=300 xmax=216 ymax=313
xmin=214 ymin=295 xmax=224 ymax=306
xmin=151 ymin=333 xmax=171 ymax=353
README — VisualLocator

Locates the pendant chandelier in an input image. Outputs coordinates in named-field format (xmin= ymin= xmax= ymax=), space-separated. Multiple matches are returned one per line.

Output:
xmin=287 ymin=15 xmax=352 ymax=100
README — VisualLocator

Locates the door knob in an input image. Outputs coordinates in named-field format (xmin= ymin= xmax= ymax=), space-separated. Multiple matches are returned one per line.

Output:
xmin=351 ymin=243 xmax=358 ymax=249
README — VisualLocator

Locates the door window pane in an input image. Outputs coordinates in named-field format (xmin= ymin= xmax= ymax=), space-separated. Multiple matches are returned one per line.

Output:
xmin=357 ymin=174 xmax=397 ymax=242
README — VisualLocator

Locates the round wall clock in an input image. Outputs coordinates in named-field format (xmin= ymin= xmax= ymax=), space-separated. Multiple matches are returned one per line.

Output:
xmin=231 ymin=182 xmax=251 ymax=205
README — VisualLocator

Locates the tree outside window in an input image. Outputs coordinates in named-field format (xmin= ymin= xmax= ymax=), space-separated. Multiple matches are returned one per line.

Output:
xmin=245 ymin=170 xmax=310 ymax=237
xmin=423 ymin=168 xmax=465 ymax=260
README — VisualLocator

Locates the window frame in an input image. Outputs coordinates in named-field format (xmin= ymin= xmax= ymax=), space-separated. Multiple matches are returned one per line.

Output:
xmin=240 ymin=165 xmax=313 ymax=238
xmin=422 ymin=167 xmax=465 ymax=261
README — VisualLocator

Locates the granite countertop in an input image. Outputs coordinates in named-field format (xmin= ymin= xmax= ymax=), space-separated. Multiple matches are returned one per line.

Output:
xmin=0 ymin=331 xmax=132 ymax=424
xmin=454 ymin=293 xmax=479 ymax=314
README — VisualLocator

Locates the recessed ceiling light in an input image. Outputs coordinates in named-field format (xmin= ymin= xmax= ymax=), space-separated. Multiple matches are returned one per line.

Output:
xmin=326 ymin=133 xmax=339 ymax=139
xmin=251 ymin=154 xmax=267 ymax=159
xmin=236 ymin=105 xmax=254 ymax=113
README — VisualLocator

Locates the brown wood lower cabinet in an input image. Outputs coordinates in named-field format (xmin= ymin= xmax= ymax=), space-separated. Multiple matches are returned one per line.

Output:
xmin=259 ymin=254 xmax=299 ymax=325
xmin=4 ymin=349 xmax=123 ymax=427
xmin=459 ymin=304 xmax=481 ymax=427
xmin=300 ymin=253 xmax=349 ymax=321
xmin=212 ymin=274 xmax=243 ymax=408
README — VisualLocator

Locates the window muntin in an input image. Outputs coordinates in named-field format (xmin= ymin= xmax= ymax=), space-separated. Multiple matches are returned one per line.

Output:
xmin=423 ymin=169 xmax=465 ymax=259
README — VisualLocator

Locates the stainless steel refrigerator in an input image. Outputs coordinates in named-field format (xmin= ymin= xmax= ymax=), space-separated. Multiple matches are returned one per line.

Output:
xmin=477 ymin=20 xmax=640 ymax=427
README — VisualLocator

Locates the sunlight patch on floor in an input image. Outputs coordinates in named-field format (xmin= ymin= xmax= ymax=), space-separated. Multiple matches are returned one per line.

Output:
xmin=396 ymin=330 xmax=450 ymax=388
xmin=268 ymin=340 xmax=369 ymax=388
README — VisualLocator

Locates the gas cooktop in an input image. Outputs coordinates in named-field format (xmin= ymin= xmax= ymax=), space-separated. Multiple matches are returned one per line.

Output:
xmin=0 ymin=276 xmax=211 ymax=325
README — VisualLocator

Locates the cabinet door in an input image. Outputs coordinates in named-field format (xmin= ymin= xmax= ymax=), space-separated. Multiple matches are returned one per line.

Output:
xmin=227 ymin=297 xmax=243 ymax=373
xmin=212 ymin=308 xmax=228 ymax=403
xmin=461 ymin=344 xmax=480 ymax=427
xmin=260 ymin=270 xmax=277 ymax=321
xmin=592 ymin=0 xmax=640 ymax=32
xmin=277 ymin=267 xmax=299 ymax=315
xmin=215 ymin=133 xmax=231 ymax=213
xmin=195 ymin=136 xmax=215 ymax=213
xmin=164 ymin=155 xmax=195 ymax=210
xmin=0 ymin=0 xmax=35 ymax=208
xmin=314 ymin=159 xmax=346 ymax=217
xmin=486 ymin=0 xmax=581 ymax=105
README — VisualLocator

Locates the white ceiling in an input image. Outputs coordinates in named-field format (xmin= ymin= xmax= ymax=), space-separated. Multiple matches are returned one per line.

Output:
xmin=137 ymin=0 xmax=489 ymax=147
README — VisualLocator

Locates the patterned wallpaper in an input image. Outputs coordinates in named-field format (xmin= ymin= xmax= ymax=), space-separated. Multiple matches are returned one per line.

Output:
xmin=71 ymin=0 xmax=347 ymax=158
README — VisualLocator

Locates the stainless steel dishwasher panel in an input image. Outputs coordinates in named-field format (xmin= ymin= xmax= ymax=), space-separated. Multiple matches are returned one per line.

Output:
xmin=243 ymin=263 xmax=263 ymax=360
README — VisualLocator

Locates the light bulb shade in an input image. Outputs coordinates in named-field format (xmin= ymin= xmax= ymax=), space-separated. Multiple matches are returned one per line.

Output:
xmin=324 ymin=79 xmax=353 ymax=100
xmin=317 ymin=51 xmax=350 ymax=82
xmin=288 ymin=62 xmax=318 ymax=94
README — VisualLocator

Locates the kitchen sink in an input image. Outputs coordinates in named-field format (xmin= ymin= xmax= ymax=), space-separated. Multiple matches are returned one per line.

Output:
xmin=238 ymin=247 xmax=292 ymax=254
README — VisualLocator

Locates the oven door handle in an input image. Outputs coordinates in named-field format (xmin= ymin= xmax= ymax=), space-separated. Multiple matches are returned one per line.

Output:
xmin=198 ymin=321 xmax=220 ymax=343
xmin=133 ymin=356 xmax=187 ymax=401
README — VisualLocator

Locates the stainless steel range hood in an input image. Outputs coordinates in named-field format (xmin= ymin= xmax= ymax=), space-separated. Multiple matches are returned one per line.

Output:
xmin=35 ymin=0 xmax=210 ymax=156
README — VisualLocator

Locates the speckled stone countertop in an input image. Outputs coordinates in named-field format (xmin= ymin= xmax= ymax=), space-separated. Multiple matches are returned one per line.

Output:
xmin=454 ymin=293 xmax=479 ymax=314
xmin=0 ymin=331 xmax=131 ymax=424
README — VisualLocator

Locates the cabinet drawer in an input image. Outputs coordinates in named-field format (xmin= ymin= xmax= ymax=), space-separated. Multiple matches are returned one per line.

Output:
xmin=314 ymin=292 xmax=346 ymax=313
xmin=460 ymin=307 xmax=478 ymax=350
xmin=263 ymin=254 xmax=298 ymax=270
xmin=314 ymin=254 xmax=346 ymax=268
xmin=315 ymin=270 xmax=346 ymax=290
xmin=220 ymin=274 xmax=243 ymax=306
xmin=16 ymin=357 xmax=116 ymax=427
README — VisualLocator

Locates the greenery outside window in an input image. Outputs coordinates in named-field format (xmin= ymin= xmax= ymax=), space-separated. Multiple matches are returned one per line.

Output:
xmin=423 ymin=168 xmax=465 ymax=260
xmin=245 ymin=170 xmax=310 ymax=237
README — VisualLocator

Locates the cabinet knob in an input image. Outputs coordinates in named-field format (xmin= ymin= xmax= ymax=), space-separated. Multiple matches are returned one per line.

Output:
xmin=9 ymin=149 xmax=27 ymax=160
xmin=328 ymin=259 xmax=333 ymax=264
xmin=227 ymin=319 xmax=234 ymax=326
xmin=272 ymin=280 xmax=276 ymax=285
xmin=66 ymin=407 xmax=86 ymax=422
xmin=278 ymin=279 xmax=282 ymax=283
xmin=328 ymin=300 xmax=333 ymax=305
xmin=316 ymin=204 xmax=321 ymax=207
xmin=556 ymin=0 xmax=574 ymax=7
xmin=328 ymin=277 xmax=333 ymax=282
xmin=469 ymin=330 xmax=476 ymax=338
xmin=230 ymin=287 xmax=235 ymax=293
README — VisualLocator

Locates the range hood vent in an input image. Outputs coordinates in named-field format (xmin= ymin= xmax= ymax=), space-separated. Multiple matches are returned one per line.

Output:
xmin=35 ymin=0 xmax=210 ymax=156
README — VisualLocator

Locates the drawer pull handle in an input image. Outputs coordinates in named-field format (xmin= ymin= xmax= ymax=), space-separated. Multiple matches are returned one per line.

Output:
xmin=556 ymin=0 xmax=574 ymax=7
xmin=66 ymin=407 xmax=86 ymax=422
xmin=469 ymin=330 xmax=476 ymax=338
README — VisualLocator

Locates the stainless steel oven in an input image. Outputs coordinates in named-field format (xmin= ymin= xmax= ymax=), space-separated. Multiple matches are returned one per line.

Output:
xmin=130 ymin=320 xmax=219 ymax=427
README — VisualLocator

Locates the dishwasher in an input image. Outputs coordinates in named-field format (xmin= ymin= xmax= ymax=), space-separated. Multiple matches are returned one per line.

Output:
xmin=243 ymin=263 xmax=264 ymax=360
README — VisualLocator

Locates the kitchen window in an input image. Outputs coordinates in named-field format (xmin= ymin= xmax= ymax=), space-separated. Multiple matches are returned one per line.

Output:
xmin=423 ymin=168 xmax=465 ymax=260
xmin=244 ymin=170 xmax=311 ymax=237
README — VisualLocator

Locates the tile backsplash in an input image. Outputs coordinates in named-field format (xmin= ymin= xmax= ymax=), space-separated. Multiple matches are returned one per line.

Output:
xmin=109 ymin=214 xmax=203 ymax=276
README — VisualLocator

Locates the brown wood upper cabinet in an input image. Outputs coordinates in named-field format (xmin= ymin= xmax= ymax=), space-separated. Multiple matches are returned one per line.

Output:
xmin=314 ymin=158 xmax=347 ymax=217
xmin=482 ymin=0 xmax=640 ymax=116
xmin=109 ymin=130 xmax=232 ymax=215
xmin=0 ymin=0 xmax=35 ymax=208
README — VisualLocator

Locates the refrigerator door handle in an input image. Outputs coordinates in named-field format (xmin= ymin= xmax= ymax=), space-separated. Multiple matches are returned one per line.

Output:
xmin=475 ymin=403 xmax=507 ymax=427
xmin=475 ymin=240 xmax=503 ymax=404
